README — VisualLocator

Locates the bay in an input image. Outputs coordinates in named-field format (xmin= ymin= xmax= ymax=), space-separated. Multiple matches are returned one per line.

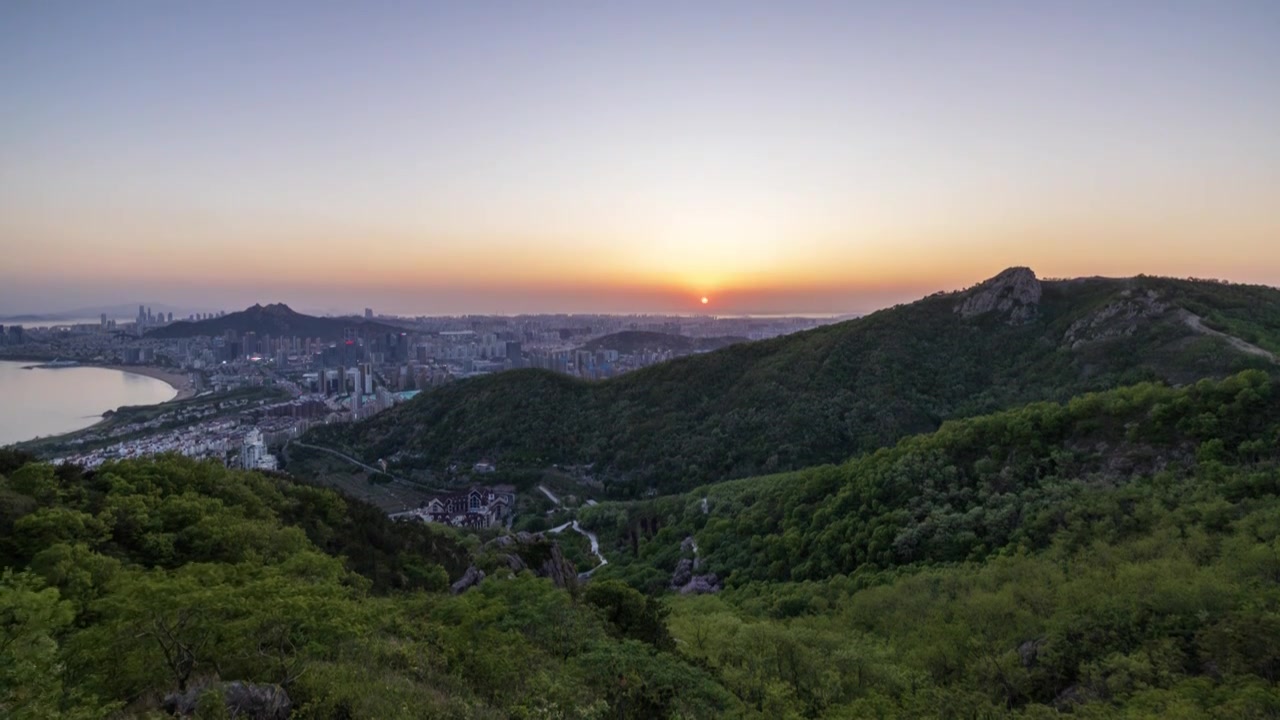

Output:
xmin=0 ymin=360 xmax=177 ymax=446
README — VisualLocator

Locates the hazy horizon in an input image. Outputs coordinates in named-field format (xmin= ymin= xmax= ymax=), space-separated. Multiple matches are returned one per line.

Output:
xmin=3 ymin=1 xmax=1278 ymax=315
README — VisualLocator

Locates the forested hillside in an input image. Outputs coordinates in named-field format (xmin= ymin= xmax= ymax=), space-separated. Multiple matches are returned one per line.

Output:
xmin=581 ymin=370 xmax=1280 ymax=587
xmin=0 ymin=453 xmax=737 ymax=718
xmin=577 ymin=371 xmax=1280 ymax=716
xmin=7 ymin=373 xmax=1280 ymax=717
xmin=311 ymin=271 xmax=1279 ymax=494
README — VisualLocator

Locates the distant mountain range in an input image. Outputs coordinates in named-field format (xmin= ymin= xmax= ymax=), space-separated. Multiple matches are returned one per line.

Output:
xmin=0 ymin=303 xmax=210 ymax=323
xmin=145 ymin=303 xmax=404 ymax=340
xmin=308 ymin=268 xmax=1280 ymax=493
xmin=577 ymin=331 xmax=749 ymax=355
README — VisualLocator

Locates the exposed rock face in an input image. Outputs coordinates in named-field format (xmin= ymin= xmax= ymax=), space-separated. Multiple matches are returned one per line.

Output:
xmin=478 ymin=532 xmax=578 ymax=590
xmin=670 ymin=558 xmax=694 ymax=588
xmin=955 ymin=267 xmax=1042 ymax=324
xmin=676 ymin=573 xmax=722 ymax=595
xmin=670 ymin=534 xmax=717 ymax=592
xmin=530 ymin=540 xmax=577 ymax=589
xmin=1053 ymin=683 xmax=1100 ymax=710
xmin=451 ymin=565 xmax=485 ymax=594
xmin=163 ymin=681 xmax=290 ymax=720
xmin=1062 ymin=289 xmax=1168 ymax=349
xmin=1018 ymin=639 xmax=1044 ymax=668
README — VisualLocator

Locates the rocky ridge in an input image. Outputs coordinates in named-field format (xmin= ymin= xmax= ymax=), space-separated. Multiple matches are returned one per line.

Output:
xmin=1062 ymin=288 xmax=1170 ymax=349
xmin=955 ymin=267 xmax=1042 ymax=324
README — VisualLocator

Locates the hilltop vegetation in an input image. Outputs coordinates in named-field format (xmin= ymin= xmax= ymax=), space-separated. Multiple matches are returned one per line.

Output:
xmin=581 ymin=369 xmax=1280 ymax=583
xmin=577 ymin=371 xmax=1280 ymax=715
xmin=313 ymin=271 xmax=1279 ymax=493
xmin=7 ymin=373 xmax=1280 ymax=717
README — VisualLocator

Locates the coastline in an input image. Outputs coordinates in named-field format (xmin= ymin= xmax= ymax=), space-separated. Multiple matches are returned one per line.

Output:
xmin=0 ymin=362 xmax=199 ymax=449
xmin=2 ymin=357 xmax=198 ymax=402
xmin=97 ymin=365 xmax=197 ymax=401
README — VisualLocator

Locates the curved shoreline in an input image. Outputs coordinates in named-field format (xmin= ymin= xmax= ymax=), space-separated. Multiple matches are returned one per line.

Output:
xmin=95 ymin=365 xmax=197 ymax=401
xmin=0 ymin=361 xmax=195 ymax=448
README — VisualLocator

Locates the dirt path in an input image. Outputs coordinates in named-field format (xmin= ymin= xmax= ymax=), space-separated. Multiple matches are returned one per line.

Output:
xmin=538 ymin=485 xmax=561 ymax=506
xmin=1181 ymin=311 xmax=1277 ymax=363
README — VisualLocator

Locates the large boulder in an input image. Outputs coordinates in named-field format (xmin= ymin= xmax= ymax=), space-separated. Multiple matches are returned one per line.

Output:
xmin=451 ymin=565 xmax=486 ymax=594
xmin=670 ymin=558 xmax=694 ymax=589
xmin=676 ymin=573 xmax=722 ymax=595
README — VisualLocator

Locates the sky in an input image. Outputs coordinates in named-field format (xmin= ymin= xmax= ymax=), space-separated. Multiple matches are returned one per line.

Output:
xmin=1 ymin=1 xmax=1278 ymax=316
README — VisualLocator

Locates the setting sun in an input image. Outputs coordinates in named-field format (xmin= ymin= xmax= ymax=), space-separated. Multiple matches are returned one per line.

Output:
xmin=701 ymin=296 xmax=709 ymax=305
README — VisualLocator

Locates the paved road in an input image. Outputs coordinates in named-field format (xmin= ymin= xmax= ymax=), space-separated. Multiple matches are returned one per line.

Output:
xmin=548 ymin=520 xmax=609 ymax=578
xmin=541 ymin=487 xmax=608 ymax=577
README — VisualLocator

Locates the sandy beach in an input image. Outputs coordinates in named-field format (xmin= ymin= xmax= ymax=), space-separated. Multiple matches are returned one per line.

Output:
xmin=98 ymin=365 xmax=197 ymax=401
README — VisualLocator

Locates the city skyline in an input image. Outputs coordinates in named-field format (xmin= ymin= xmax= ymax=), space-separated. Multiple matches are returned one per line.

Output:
xmin=3 ymin=1 xmax=1279 ymax=314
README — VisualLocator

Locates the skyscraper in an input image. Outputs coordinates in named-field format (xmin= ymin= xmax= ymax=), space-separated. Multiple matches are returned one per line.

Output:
xmin=365 ymin=308 xmax=373 ymax=319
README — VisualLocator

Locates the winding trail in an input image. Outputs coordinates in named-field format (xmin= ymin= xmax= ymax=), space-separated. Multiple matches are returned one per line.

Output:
xmin=540 ymin=484 xmax=608 ymax=578
xmin=289 ymin=439 xmax=404 ymax=478
xmin=548 ymin=520 xmax=608 ymax=578
xmin=1181 ymin=311 xmax=1277 ymax=363
xmin=287 ymin=439 xmax=417 ymax=510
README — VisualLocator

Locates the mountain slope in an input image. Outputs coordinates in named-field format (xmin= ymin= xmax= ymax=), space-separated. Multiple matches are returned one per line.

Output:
xmin=313 ymin=269 xmax=1280 ymax=493
xmin=145 ymin=303 xmax=403 ymax=340
xmin=580 ymin=369 xmax=1280 ymax=587
xmin=0 ymin=456 xmax=737 ymax=717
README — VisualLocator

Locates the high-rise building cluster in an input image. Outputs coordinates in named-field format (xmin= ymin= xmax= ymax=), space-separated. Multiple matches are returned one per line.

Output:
xmin=0 ymin=325 xmax=24 ymax=345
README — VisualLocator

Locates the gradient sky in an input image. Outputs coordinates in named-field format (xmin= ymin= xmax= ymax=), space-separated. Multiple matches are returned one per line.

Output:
xmin=2 ymin=1 xmax=1278 ymax=316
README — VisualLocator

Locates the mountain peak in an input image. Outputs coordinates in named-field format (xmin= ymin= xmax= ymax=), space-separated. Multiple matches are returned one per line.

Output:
xmin=244 ymin=302 xmax=294 ymax=314
xmin=955 ymin=267 xmax=1042 ymax=324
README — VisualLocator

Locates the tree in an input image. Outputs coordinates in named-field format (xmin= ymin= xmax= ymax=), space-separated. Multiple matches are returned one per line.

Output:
xmin=0 ymin=571 xmax=110 ymax=719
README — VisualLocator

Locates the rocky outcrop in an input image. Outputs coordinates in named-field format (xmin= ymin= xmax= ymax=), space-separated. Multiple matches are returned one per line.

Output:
xmin=163 ymin=681 xmax=290 ymax=719
xmin=1062 ymin=289 xmax=1169 ymax=349
xmin=955 ymin=267 xmax=1042 ymax=324
xmin=529 ymin=539 xmax=577 ymax=589
xmin=676 ymin=573 xmax=722 ymax=595
xmin=1053 ymin=683 xmax=1100 ymax=710
xmin=478 ymin=532 xmax=578 ymax=590
xmin=670 ymin=536 xmax=719 ymax=593
xmin=671 ymin=558 xmax=694 ymax=588
xmin=451 ymin=565 xmax=485 ymax=594
xmin=1018 ymin=639 xmax=1044 ymax=668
